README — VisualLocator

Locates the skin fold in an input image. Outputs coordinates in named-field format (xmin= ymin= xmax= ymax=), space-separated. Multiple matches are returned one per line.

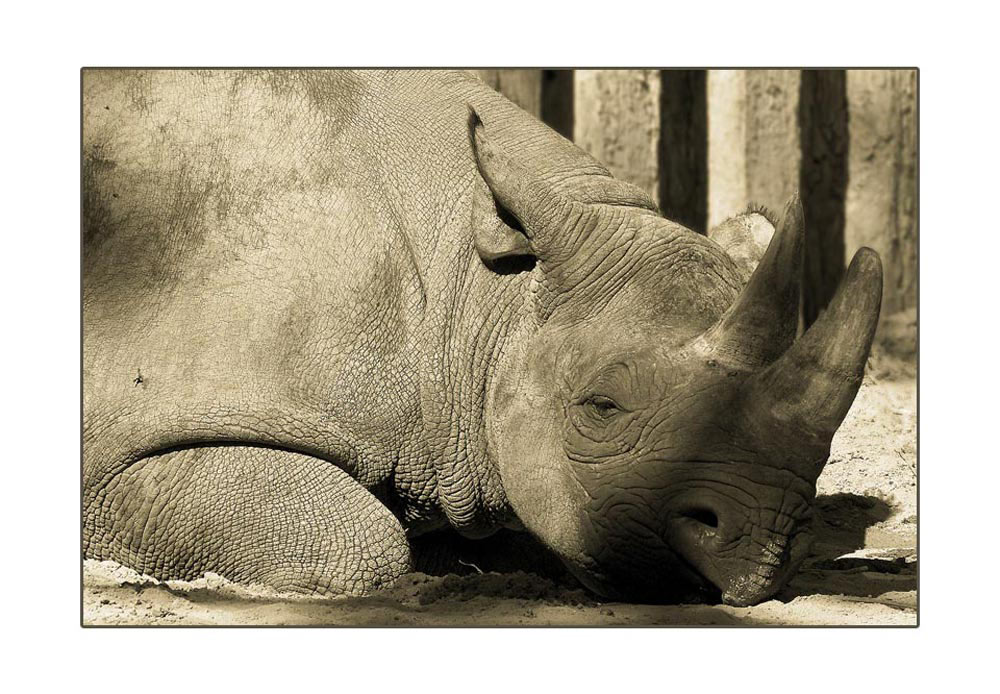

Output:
xmin=83 ymin=70 xmax=881 ymax=605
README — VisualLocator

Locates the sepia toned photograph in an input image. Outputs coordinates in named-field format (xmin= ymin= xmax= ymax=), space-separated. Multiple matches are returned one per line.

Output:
xmin=81 ymin=68 xmax=917 ymax=626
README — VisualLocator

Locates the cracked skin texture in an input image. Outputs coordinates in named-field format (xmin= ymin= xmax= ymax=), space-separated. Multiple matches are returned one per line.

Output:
xmin=83 ymin=69 xmax=659 ymax=595
xmin=83 ymin=70 xmax=879 ymax=604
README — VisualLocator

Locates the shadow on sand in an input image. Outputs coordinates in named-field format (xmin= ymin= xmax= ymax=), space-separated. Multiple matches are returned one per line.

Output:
xmin=778 ymin=493 xmax=917 ymax=601
xmin=411 ymin=492 xmax=916 ymax=616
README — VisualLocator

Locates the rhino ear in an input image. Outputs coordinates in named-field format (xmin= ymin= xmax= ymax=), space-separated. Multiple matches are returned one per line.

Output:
xmin=469 ymin=109 xmax=579 ymax=271
xmin=708 ymin=207 xmax=778 ymax=281
xmin=470 ymin=165 xmax=536 ymax=272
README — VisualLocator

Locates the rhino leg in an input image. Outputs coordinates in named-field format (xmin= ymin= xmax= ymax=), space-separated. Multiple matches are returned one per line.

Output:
xmin=84 ymin=446 xmax=411 ymax=596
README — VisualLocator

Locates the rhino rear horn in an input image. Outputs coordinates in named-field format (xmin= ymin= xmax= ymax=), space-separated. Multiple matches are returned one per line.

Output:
xmin=747 ymin=248 xmax=883 ymax=444
xmin=704 ymin=194 xmax=805 ymax=367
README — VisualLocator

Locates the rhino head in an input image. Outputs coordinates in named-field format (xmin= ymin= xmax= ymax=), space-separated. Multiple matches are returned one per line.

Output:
xmin=471 ymin=113 xmax=882 ymax=606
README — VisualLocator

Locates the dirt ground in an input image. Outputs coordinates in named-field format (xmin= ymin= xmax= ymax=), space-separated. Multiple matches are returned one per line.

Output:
xmin=83 ymin=312 xmax=916 ymax=627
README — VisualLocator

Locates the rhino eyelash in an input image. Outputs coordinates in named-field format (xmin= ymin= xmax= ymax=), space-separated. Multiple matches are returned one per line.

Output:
xmin=584 ymin=395 xmax=623 ymax=417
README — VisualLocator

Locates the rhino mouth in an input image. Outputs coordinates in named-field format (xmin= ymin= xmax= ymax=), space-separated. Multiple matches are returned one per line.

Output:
xmin=573 ymin=459 xmax=817 ymax=605
xmin=663 ymin=511 xmax=814 ymax=607
xmin=572 ymin=528 xmax=807 ymax=607
xmin=564 ymin=545 xmax=724 ymax=606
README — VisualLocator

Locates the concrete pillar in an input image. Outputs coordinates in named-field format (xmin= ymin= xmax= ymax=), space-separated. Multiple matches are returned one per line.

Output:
xmin=707 ymin=70 xmax=802 ymax=229
xmin=573 ymin=69 xmax=662 ymax=206
xmin=473 ymin=69 xmax=542 ymax=118
xmin=845 ymin=70 xmax=918 ymax=317
xmin=799 ymin=70 xmax=849 ymax=326
xmin=660 ymin=70 xmax=707 ymax=232
xmin=540 ymin=69 xmax=574 ymax=140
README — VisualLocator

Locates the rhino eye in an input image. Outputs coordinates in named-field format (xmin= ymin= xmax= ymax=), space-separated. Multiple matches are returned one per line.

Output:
xmin=585 ymin=395 xmax=621 ymax=418
xmin=565 ymin=393 xmax=640 ymax=460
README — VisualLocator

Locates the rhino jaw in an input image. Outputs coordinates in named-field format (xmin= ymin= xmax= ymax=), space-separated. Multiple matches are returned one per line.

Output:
xmin=664 ymin=508 xmax=814 ymax=607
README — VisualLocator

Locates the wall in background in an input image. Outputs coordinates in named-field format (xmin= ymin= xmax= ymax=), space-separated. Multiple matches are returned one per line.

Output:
xmin=474 ymin=68 xmax=918 ymax=328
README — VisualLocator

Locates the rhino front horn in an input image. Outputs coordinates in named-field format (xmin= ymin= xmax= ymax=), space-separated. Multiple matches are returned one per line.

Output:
xmin=747 ymin=248 xmax=883 ymax=444
xmin=705 ymin=194 xmax=805 ymax=367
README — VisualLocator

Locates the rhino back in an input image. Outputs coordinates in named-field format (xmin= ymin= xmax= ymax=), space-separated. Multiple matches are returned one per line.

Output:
xmin=83 ymin=71 xmax=441 ymax=507
xmin=83 ymin=69 xmax=640 ymax=536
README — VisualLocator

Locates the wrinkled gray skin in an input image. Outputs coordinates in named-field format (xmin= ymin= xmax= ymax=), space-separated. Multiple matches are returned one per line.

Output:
xmin=84 ymin=70 xmax=881 ymax=606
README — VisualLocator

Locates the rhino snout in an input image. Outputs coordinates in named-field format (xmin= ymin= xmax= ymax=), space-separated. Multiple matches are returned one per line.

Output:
xmin=663 ymin=495 xmax=814 ymax=607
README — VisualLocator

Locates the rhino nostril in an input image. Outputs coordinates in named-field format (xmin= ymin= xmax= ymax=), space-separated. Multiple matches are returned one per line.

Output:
xmin=680 ymin=507 xmax=719 ymax=529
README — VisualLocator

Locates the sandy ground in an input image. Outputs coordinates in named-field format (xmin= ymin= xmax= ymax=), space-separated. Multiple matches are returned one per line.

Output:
xmin=83 ymin=313 xmax=916 ymax=627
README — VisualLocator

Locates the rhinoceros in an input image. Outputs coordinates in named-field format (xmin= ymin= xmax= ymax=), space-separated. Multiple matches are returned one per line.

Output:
xmin=83 ymin=69 xmax=882 ymax=607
